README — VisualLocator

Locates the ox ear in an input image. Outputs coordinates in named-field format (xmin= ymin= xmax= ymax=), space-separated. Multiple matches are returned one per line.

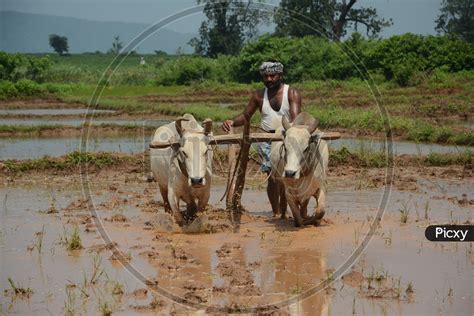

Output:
xmin=202 ymin=118 xmax=213 ymax=135
xmin=306 ymin=118 xmax=319 ymax=134
xmin=282 ymin=116 xmax=291 ymax=131
xmin=175 ymin=116 xmax=189 ymax=137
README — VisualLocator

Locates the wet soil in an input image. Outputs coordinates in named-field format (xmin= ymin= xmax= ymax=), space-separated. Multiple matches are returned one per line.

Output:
xmin=1 ymin=164 xmax=472 ymax=315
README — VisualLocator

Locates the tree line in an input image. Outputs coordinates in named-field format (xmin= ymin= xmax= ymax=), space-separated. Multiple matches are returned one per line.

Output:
xmin=189 ymin=0 xmax=473 ymax=57
xmin=48 ymin=35 xmax=126 ymax=56
xmin=47 ymin=1 xmax=472 ymax=57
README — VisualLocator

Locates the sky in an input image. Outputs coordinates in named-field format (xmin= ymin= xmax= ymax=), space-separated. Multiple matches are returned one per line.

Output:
xmin=1 ymin=0 xmax=442 ymax=37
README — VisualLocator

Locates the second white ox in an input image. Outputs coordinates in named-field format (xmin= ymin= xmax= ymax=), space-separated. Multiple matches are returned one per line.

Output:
xmin=150 ymin=114 xmax=213 ymax=226
xmin=270 ymin=112 xmax=329 ymax=227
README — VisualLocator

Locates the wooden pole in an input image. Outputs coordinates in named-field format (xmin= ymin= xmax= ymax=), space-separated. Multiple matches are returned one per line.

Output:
xmin=225 ymin=126 xmax=237 ymax=208
xmin=229 ymin=120 xmax=251 ymax=230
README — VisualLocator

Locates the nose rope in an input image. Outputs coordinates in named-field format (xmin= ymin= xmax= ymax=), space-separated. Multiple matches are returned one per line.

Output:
xmin=176 ymin=149 xmax=188 ymax=178
xmin=302 ymin=136 xmax=321 ymax=177
xmin=278 ymin=141 xmax=286 ymax=173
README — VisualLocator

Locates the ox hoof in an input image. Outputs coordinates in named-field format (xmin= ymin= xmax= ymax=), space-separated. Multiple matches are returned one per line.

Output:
xmin=174 ymin=219 xmax=185 ymax=227
xmin=293 ymin=221 xmax=302 ymax=228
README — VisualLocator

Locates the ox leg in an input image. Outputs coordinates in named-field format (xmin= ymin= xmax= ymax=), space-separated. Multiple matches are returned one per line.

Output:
xmin=278 ymin=182 xmax=288 ymax=219
xmin=300 ymin=199 xmax=310 ymax=219
xmin=287 ymin=199 xmax=304 ymax=227
xmin=168 ymin=190 xmax=184 ymax=226
xmin=158 ymin=186 xmax=171 ymax=213
xmin=197 ymin=190 xmax=210 ymax=213
xmin=182 ymin=195 xmax=197 ymax=223
xmin=313 ymin=188 xmax=326 ymax=225
xmin=185 ymin=203 xmax=197 ymax=223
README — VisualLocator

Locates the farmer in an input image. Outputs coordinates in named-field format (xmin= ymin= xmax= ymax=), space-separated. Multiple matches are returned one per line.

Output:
xmin=222 ymin=61 xmax=302 ymax=217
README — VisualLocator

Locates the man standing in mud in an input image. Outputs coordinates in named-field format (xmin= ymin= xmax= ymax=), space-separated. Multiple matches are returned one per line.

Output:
xmin=222 ymin=61 xmax=302 ymax=217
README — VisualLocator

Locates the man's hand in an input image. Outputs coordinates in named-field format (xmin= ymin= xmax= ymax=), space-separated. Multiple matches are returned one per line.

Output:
xmin=222 ymin=119 xmax=234 ymax=133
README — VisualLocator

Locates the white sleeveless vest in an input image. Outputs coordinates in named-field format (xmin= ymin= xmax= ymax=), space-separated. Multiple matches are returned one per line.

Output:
xmin=260 ymin=84 xmax=291 ymax=132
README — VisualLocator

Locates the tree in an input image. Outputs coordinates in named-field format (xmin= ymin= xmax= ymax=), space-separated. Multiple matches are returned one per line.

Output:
xmin=435 ymin=0 xmax=474 ymax=42
xmin=49 ymin=34 xmax=69 ymax=55
xmin=189 ymin=0 xmax=270 ymax=57
xmin=154 ymin=50 xmax=168 ymax=56
xmin=108 ymin=36 xmax=124 ymax=54
xmin=275 ymin=0 xmax=392 ymax=41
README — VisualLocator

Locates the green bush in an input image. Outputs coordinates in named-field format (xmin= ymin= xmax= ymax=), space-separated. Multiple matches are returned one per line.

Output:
xmin=156 ymin=55 xmax=235 ymax=85
xmin=0 ymin=80 xmax=18 ymax=99
xmin=0 ymin=52 xmax=51 ymax=83
xmin=235 ymin=35 xmax=357 ymax=83
xmin=14 ymin=79 xmax=44 ymax=96
xmin=366 ymin=34 xmax=474 ymax=85
xmin=234 ymin=33 xmax=474 ymax=85
xmin=1 ymin=34 xmax=472 ymax=87
xmin=45 ymin=83 xmax=73 ymax=95
xmin=0 ymin=80 xmax=69 ymax=98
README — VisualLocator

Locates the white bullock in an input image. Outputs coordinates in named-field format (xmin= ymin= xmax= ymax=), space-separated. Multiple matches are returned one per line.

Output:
xmin=150 ymin=114 xmax=213 ymax=226
xmin=270 ymin=112 xmax=329 ymax=227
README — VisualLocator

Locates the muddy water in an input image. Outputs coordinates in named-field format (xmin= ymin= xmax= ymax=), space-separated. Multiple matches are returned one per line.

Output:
xmin=0 ymin=109 xmax=116 ymax=116
xmin=1 ymin=172 xmax=472 ymax=314
xmin=0 ymin=136 xmax=147 ymax=160
xmin=0 ymin=118 xmax=167 ymax=127
xmin=0 ymin=185 xmax=156 ymax=315
xmin=329 ymin=137 xmax=473 ymax=155
xmin=1 ymin=135 xmax=472 ymax=161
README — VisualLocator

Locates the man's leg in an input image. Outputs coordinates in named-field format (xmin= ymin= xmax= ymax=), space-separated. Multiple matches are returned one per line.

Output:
xmin=258 ymin=141 xmax=281 ymax=216
xmin=267 ymin=176 xmax=281 ymax=217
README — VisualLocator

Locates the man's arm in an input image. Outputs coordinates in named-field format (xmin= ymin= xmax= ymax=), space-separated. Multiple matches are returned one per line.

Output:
xmin=288 ymin=87 xmax=302 ymax=122
xmin=222 ymin=91 xmax=260 ymax=132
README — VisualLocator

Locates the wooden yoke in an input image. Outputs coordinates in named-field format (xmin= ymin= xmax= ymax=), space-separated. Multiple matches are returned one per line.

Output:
xmin=149 ymin=131 xmax=341 ymax=148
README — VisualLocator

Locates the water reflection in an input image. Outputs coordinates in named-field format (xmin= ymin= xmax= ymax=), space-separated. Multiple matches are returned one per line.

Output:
xmin=0 ymin=109 xmax=116 ymax=115
xmin=0 ymin=119 xmax=166 ymax=127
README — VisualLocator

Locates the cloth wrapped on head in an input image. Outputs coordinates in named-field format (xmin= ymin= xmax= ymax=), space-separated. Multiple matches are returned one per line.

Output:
xmin=259 ymin=61 xmax=284 ymax=75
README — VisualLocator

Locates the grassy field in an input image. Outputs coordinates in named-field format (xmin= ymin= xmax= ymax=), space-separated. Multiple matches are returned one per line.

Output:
xmin=2 ymin=54 xmax=473 ymax=145
xmin=31 ymin=53 xmax=174 ymax=70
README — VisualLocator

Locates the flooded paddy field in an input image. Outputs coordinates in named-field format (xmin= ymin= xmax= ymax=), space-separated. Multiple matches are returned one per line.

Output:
xmin=0 ymin=97 xmax=472 ymax=315
xmin=0 ymin=109 xmax=117 ymax=116
xmin=0 ymin=119 xmax=166 ymax=127
xmin=0 ymin=136 xmax=148 ymax=160
xmin=1 ymin=135 xmax=471 ymax=161
xmin=1 ymin=163 xmax=472 ymax=315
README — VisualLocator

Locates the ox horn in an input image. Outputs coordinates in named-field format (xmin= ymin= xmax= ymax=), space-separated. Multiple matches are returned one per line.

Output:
xmin=202 ymin=118 xmax=213 ymax=135
xmin=282 ymin=116 xmax=291 ymax=131
xmin=175 ymin=116 xmax=189 ymax=137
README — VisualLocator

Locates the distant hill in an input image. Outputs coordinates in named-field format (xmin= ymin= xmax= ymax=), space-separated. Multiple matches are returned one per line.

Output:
xmin=0 ymin=11 xmax=197 ymax=54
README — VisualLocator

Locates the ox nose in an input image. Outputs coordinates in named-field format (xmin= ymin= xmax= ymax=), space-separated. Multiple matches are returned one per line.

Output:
xmin=190 ymin=177 xmax=204 ymax=185
xmin=285 ymin=170 xmax=297 ymax=178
